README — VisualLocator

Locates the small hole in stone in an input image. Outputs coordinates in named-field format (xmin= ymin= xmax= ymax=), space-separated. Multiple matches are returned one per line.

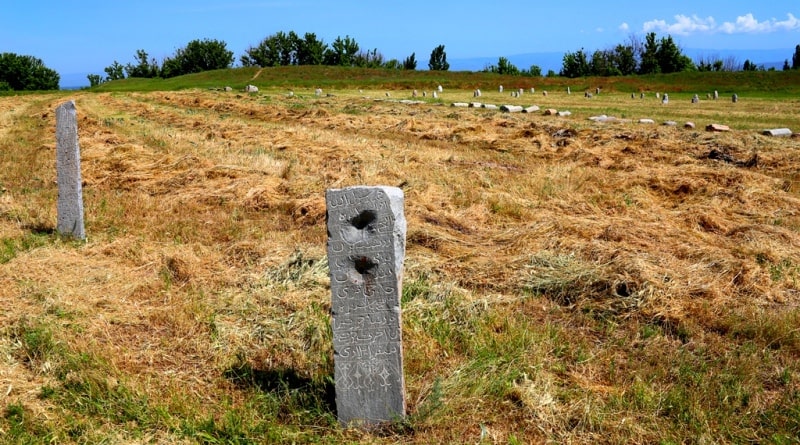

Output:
xmin=351 ymin=210 xmax=377 ymax=230
xmin=354 ymin=256 xmax=378 ymax=274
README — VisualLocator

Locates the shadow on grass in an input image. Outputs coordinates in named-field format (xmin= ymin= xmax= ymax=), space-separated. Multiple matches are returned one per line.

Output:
xmin=224 ymin=361 xmax=336 ymax=417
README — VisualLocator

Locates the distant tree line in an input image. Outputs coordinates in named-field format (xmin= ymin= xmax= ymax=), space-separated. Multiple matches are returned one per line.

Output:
xmin=4 ymin=31 xmax=800 ymax=91
xmin=89 ymin=32 xmax=447 ymax=86
xmin=0 ymin=52 xmax=59 ymax=90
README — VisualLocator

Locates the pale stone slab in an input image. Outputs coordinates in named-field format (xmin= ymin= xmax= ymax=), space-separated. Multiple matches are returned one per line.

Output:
xmin=762 ymin=128 xmax=793 ymax=137
xmin=543 ymin=108 xmax=558 ymax=115
xmin=326 ymin=186 xmax=407 ymax=427
xmin=500 ymin=105 xmax=523 ymax=113
xmin=483 ymin=104 xmax=498 ymax=109
xmin=557 ymin=111 xmax=572 ymax=117
xmin=663 ymin=121 xmax=678 ymax=126
xmin=522 ymin=105 xmax=540 ymax=113
xmin=55 ymin=101 xmax=86 ymax=240
xmin=685 ymin=122 xmax=696 ymax=129
xmin=469 ymin=102 xmax=482 ymax=108
xmin=639 ymin=118 xmax=655 ymax=124
xmin=451 ymin=102 xmax=469 ymax=107
xmin=706 ymin=124 xmax=730 ymax=132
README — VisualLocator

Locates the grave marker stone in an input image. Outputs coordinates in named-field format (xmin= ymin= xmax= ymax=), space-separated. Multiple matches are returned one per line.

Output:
xmin=499 ymin=85 xmax=504 ymax=93
xmin=55 ymin=100 xmax=86 ymax=240
xmin=714 ymin=90 xmax=719 ymax=100
xmin=732 ymin=94 xmax=738 ymax=103
xmin=326 ymin=186 xmax=407 ymax=427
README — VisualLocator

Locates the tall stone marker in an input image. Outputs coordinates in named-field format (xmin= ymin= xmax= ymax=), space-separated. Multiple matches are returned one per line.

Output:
xmin=55 ymin=100 xmax=85 ymax=240
xmin=326 ymin=186 xmax=407 ymax=427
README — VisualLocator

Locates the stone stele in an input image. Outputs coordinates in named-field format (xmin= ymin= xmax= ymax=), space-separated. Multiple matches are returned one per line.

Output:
xmin=55 ymin=100 xmax=86 ymax=240
xmin=326 ymin=186 xmax=407 ymax=427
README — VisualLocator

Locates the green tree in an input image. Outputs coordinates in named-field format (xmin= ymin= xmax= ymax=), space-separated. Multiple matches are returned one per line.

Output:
xmin=613 ymin=44 xmax=637 ymax=75
xmin=638 ymin=32 xmax=660 ymax=74
xmin=527 ymin=64 xmax=542 ymax=77
xmin=87 ymin=74 xmax=102 ymax=87
xmin=161 ymin=38 xmax=233 ymax=78
xmin=783 ymin=59 xmax=791 ymax=71
xmin=324 ymin=35 xmax=360 ymax=66
xmin=560 ymin=48 xmax=590 ymax=78
xmin=354 ymin=48 xmax=384 ymax=68
xmin=0 ymin=53 xmax=60 ymax=90
xmin=241 ymin=31 xmax=297 ymax=67
xmin=296 ymin=32 xmax=327 ymax=65
xmin=494 ymin=57 xmax=520 ymax=75
xmin=792 ymin=44 xmax=800 ymax=69
xmin=125 ymin=50 xmax=159 ymax=78
xmin=104 ymin=61 xmax=125 ymax=81
xmin=428 ymin=45 xmax=449 ymax=71
xmin=402 ymin=52 xmax=417 ymax=70
xmin=383 ymin=59 xmax=401 ymax=70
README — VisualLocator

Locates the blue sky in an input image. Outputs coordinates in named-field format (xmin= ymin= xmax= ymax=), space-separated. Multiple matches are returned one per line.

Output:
xmin=2 ymin=0 xmax=799 ymax=86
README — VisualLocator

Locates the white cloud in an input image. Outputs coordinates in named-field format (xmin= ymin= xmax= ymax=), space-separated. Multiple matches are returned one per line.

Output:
xmin=720 ymin=13 xmax=800 ymax=34
xmin=643 ymin=13 xmax=800 ymax=36
xmin=596 ymin=27 xmax=604 ymax=33
xmin=643 ymin=14 xmax=716 ymax=36
xmin=619 ymin=22 xmax=630 ymax=32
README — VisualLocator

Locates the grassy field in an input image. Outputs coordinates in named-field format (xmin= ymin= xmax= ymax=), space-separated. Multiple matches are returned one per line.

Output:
xmin=1 ymin=67 xmax=800 ymax=443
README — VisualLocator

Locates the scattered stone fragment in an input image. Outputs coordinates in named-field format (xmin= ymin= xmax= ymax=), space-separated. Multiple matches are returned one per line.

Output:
xmin=469 ymin=102 xmax=482 ymax=108
xmin=500 ymin=105 xmax=523 ymax=113
xmin=692 ymin=94 xmax=699 ymax=104
xmin=706 ymin=124 xmax=730 ymax=132
xmin=639 ymin=118 xmax=655 ymax=124
xmin=544 ymin=108 xmax=558 ymax=115
xmin=522 ymin=105 xmax=540 ymax=113
xmin=684 ymin=122 xmax=696 ymax=129
xmin=663 ymin=121 xmax=677 ymax=126
xmin=499 ymin=85 xmax=504 ymax=93
xmin=451 ymin=102 xmax=469 ymax=107
xmin=732 ymin=94 xmax=738 ymax=103
xmin=557 ymin=111 xmax=572 ymax=117
xmin=245 ymin=84 xmax=258 ymax=93
xmin=762 ymin=128 xmax=792 ymax=137
xmin=483 ymin=104 xmax=498 ymax=109
xmin=438 ymin=85 xmax=443 ymax=92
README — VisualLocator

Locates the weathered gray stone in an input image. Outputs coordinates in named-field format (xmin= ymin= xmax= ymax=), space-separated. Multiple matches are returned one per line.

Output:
xmin=245 ymin=85 xmax=258 ymax=93
xmin=557 ymin=110 xmax=572 ymax=117
xmin=530 ymin=88 xmax=535 ymax=94
xmin=224 ymin=86 xmax=233 ymax=92
xmin=567 ymin=87 xmax=571 ymax=95
xmin=640 ymin=92 xmax=645 ymax=99
xmin=55 ymin=101 xmax=85 ymax=240
xmin=762 ymin=128 xmax=793 ymax=137
xmin=542 ymin=91 xmax=548 ymax=96
xmin=656 ymin=92 xmax=660 ymax=99
xmin=692 ymin=94 xmax=699 ymax=104
xmin=437 ymin=85 xmax=443 ymax=92
xmin=451 ymin=102 xmax=469 ymax=107
xmin=522 ymin=105 xmax=540 ymax=113
xmin=499 ymin=85 xmax=504 ymax=93
xmin=412 ymin=90 xmax=418 ymax=97
xmin=544 ymin=108 xmax=558 ymax=115
xmin=326 ymin=186 xmax=407 ymax=428
xmin=315 ymin=88 xmax=322 ymax=96
xmin=631 ymin=93 xmax=635 ymax=99
xmin=432 ymin=91 xmax=438 ymax=99
xmin=474 ymin=89 xmax=481 ymax=97
xmin=483 ymin=104 xmax=498 ymax=109
xmin=500 ymin=105 xmax=523 ymax=113
xmin=714 ymin=90 xmax=719 ymax=100
xmin=684 ymin=122 xmax=696 ymax=129
xmin=663 ymin=121 xmax=678 ymax=126
xmin=595 ymin=87 xmax=600 ymax=95
xmin=639 ymin=118 xmax=655 ymax=124
xmin=519 ymin=88 xmax=524 ymax=96
xmin=469 ymin=102 xmax=482 ymax=108
xmin=662 ymin=94 xmax=669 ymax=104
xmin=732 ymin=94 xmax=738 ymax=103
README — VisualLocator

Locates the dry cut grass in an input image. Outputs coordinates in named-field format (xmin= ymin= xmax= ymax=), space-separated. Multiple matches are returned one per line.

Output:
xmin=1 ymin=87 xmax=800 ymax=444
